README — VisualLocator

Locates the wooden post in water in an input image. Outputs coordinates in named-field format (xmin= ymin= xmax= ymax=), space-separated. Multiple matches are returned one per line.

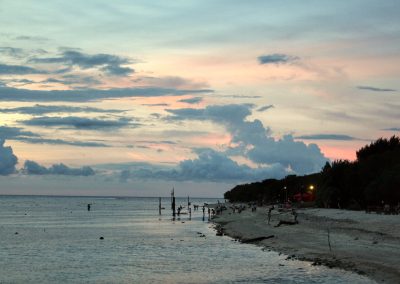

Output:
xmin=172 ymin=196 xmax=176 ymax=217
xmin=188 ymin=196 xmax=191 ymax=219
xmin=171 ymin=187 xmax=174 ymax=210
xmin=159 ymin=197 xmax=162 ymax=215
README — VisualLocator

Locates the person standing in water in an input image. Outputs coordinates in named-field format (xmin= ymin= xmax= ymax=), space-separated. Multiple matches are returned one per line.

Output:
xmin=87 ymin=204 xmax=91 ymax=211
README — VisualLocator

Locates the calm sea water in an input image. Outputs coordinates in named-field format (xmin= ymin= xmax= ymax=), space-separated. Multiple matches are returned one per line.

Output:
xmin=0 ymin=196 xmax=374 ymax=283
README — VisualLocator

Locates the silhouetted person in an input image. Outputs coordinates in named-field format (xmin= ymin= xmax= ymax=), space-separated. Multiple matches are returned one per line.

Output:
xmin=267 ymin=206 xmax=274 ymax=225
xmin=87 ymin=204 xmax=91 ymax=211
xmin=292 ymin=208 xmax=298 ymax=223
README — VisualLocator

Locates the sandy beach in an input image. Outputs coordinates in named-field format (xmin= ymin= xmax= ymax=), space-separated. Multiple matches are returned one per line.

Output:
xmin=212 ymin=205 xmax=400 ymax=284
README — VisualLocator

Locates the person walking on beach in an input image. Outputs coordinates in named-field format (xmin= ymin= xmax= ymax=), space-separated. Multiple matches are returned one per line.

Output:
xmin=267 ymin=206 xmax=274 ymax=225
xmin=292 ymin=208 xmax=298 ymax=223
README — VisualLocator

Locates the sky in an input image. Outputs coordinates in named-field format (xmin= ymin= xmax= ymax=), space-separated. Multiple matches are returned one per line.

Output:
xmin=0 ymin=0 xmax=399 ymax=197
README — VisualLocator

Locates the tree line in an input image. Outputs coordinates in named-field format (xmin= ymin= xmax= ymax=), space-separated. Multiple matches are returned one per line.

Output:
xmin=224 ymin=136 xmax=400 ymax=209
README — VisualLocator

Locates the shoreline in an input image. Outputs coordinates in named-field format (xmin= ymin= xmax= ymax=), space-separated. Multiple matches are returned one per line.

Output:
xmin=212 ymin=205 xmax=400 ymax=284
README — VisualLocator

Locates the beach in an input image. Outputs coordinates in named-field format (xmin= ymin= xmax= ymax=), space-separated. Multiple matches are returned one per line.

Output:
xmin=212 ymin=205 xmax=400 ymax=284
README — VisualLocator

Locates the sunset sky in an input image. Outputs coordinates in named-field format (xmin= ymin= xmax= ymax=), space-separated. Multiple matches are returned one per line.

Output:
xmin=0 ymin=0 xmax=399 ymax=197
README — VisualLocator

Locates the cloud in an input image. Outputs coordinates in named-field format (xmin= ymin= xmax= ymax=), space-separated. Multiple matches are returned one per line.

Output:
xmin=120 ymin=148 xmax=289 ymax=182
xmin=219 ymin=95 xmax=262 ymax=98
xmin=357 ymin=86 xmax=397 ymax=92
xmin=0 ymin=126 xmax=109 ymax=147
xmin=383 ymin=128 xmax=400 ymax=131
xmin=0 ymin=47 xmax=47 ymax=59
xmin=19 ymin=137 xmax=109 ymax=147
xmin=0 ymin=86 xmax=212 ymax=102
xmin=245 ymin=135 xmax=327 ymax=175
xmin=0 ymin=64 xmax=45 ymax=75
xmin=10 ymin=79 xmax=36 ymax=85
xmin=30 ymin=50 xmax=134 ymax=76
xmin=166 ymin=104 xmax=328 ymax=175
xmin=23 ymin=160 xmax=95 ymax=176
xmin=0 ymin=139 xmax=18 ymax=175
xmin=0 ymin=104 xmax=122 ymax=115
xmin=258 ymin=53 xmax=299 ymax=65
xmin=166 ymin=104 xmax=254 ymax=123
xmin=42 ymin=75 xmax=101 ymax=87
xmin=0 ymin=47 xmax=24 ymax=58
xmin=101 ymin=65 xmax=133 ymax=76
xmin=295 ymin=134 xmax=358 ymax=141
xmin=178 ymin=97 xmax=203 ymax=104
xmin=257 ymin=105 xmax=274 ymax=112
xmin=14 ymin=35 xmax=48 ymax=42
xmin=20 ymin=116 xmax=134 ymax=130
xmin=133 ymin=76 xmax=208 ymax=89
xmin=0 ymin=78 xmax=36 ymax=87
xmin=142 ymin=103 xmax=169 ymax=107
xmin=0 ymin=126 xmax=39 ymax=139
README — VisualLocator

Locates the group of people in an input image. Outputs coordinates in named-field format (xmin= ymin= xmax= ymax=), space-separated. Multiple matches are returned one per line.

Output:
xmin=366 ymin=202 xmax=400 ymax=214
xmin=267 ymin=205 xmax=298 ymax=226
xmin=230 ymin=204 xmax=246 ymax=214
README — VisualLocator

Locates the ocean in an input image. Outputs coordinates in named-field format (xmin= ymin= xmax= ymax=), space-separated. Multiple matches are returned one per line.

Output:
xmin=0 ymin=196 xmax=374 ymax=283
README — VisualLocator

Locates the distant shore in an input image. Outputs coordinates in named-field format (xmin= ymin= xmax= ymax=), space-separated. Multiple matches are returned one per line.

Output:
xmin=212 ymin=205 xmax=400 ymax=284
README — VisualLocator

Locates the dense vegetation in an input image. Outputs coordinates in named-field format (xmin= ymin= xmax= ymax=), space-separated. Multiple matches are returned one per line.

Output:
xmin=224 ymin=136 xmax=400 ymax=209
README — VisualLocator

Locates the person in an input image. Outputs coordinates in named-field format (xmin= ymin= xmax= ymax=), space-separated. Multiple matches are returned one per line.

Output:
xmin=267 ymin=206 xmax=274 ymax=225
xmin=267 ymin=210 xmax=271 ymax=225
xmin=292 ymin=208 xmax=298 ymax=223
xmin=87 ymin=204 xmax=91 ymax=211
xmin=384 ymin=204 xmax=390 ymax=215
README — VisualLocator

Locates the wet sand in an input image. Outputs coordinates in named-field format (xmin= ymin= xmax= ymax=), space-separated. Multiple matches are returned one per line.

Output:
xmin=212 ymin=205 xmax=400 ymax=284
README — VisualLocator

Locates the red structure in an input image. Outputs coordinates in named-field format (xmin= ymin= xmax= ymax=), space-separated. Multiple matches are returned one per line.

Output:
xmin=293 ymin=192 xmax=315 ymax=202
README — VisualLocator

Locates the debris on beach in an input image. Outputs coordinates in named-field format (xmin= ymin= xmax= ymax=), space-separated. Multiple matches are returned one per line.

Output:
xmin=241 ymin=235 xmax=275 ymax=243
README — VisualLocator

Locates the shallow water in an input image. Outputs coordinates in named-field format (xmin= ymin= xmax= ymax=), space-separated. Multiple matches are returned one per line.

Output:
xmin=0 ymin=196 xmax=375 ymax=283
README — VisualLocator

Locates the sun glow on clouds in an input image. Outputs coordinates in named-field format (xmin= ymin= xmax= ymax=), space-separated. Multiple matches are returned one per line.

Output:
xmin=187 ymin=133 xmax=231 ymax=147
xmin=319 ymin=145 xmax=357 ymax=161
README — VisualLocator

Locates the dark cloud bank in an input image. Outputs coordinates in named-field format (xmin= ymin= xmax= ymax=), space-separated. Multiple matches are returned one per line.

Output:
xmin=0 ymin=139 xmax=18 ymax=175
xmin=178 ymin=97 xmax=203 ymax=104
xmin=30 ymin=50 xmax=134 ymax=76
xmin=0 ymin=86 xmax=212 ymax=102
xmin=120 ymin=148 xmax=287 ymax=182
xmin=0 ymin=63 xmax=45 ymax=75
xmin=0 ymin=104 xmax=122 ymax=115
xmin=0 ymin=126 xmax=108 ymax=147
xmin=257 ymin=104 xmax=274 ymax=112
xmin=21 ymin=116 xmax=134 ymax=130
xmin=296 ymin=134 xmax=357 ymax=141
xmin=0 ymin=138 xmax=95 ymax=176
xmin=23 ymin=160 xmax=95 ymax=176
xmin=357 ymin=86 xmax=396 ymax=92
xmin=258 ymin=53 xmax=299 ymax=65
